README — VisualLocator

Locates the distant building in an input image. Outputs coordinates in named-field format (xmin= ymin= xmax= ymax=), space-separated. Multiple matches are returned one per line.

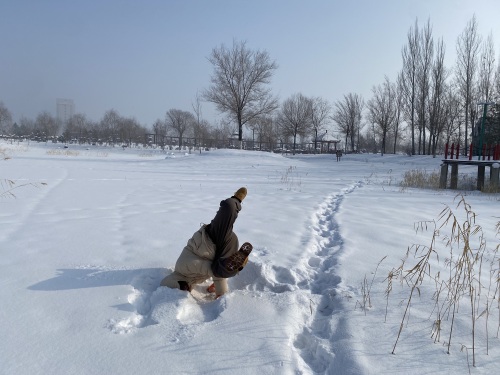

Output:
xmin=56 ymin=98 xmax=75 ymax=125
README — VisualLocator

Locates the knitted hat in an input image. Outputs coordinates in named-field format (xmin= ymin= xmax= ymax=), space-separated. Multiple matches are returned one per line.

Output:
xmin=233 ymin=187 xmax=247 ymax=202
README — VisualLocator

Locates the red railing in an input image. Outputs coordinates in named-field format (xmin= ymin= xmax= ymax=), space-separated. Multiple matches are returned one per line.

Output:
xmin=444 ymin=143 xmax=500 ymax=160
xmin=444 ymin=143 xmax=460 ymax=159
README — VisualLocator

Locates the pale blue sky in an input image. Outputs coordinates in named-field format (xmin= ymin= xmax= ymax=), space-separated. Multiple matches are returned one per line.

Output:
xmin=2 ymin=0 xmax=500 ymax=128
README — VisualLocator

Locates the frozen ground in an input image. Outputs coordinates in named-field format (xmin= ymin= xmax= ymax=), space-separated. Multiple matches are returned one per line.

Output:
xmin=1 ymin=141 xmax=499 ymax=374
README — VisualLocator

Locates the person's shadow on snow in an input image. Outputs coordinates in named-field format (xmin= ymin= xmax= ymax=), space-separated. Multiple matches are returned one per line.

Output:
xmin=28 ymin=267 xmax=167 ymax=292
xmin=28 ymin=267 xmax=228 ymax=332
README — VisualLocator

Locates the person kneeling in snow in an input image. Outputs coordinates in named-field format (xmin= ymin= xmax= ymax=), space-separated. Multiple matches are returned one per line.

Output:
xmin=160 ymin=187 xmax=252 ymax=298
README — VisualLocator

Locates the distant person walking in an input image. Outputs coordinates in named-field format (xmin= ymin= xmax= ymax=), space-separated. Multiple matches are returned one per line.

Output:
xmin=336 ymin=150 xmax=342 ymax=162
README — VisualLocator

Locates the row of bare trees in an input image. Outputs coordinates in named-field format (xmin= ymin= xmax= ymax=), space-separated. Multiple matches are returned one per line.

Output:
xmin=1 ymin=110 xmax=64 ymax=142
xmin=374 ymin=16 xmax=499 ymax=156
xmin=150 ymin=41 xmax=336 ymax=152
xmin=0 ymin=108 xmax=149 ymax=146
xmin=200 ymin=18 xmax=499 ymax=156
xmin=2 ymin=16 xmax=499 ymax=154
xmin=327 ymin=16 xmax=500 ymax=156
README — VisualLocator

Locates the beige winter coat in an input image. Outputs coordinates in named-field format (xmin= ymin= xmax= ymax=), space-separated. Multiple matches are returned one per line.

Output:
xmin=160 ymin=224 xmax=238 ymax=296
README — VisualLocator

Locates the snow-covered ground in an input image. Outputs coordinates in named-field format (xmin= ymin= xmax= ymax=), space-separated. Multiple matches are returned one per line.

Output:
xmin=1 ymin=141 xmax=499 ymax=375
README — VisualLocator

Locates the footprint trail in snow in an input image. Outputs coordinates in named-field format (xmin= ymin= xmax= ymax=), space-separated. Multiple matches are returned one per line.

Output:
xmin=106 ymin=181 xmax=365 ymax=373
xmin=292 ymin=181 xmax=364 ymax=374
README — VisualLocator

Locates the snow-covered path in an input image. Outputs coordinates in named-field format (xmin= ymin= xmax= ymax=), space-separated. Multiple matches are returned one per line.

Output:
xmin=291 ymin=183 xmax=365 ymax=374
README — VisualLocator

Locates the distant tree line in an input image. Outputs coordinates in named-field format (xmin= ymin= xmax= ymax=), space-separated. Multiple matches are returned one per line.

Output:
xmin=366 ymin=16 xmax=500 ymax=156
xmin=1 ymin=16 xmax=499 ymax=155
xmin=0 ymin=108 xmax=149 ymax=146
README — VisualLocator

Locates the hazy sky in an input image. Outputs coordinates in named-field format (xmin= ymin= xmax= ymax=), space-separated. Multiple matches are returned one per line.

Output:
xmin=2 ymin=0 xmax=500 ymax=128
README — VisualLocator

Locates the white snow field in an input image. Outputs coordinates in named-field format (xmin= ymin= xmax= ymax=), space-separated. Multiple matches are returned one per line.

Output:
xmin=1 ymin=141 xmax=499 ymax=375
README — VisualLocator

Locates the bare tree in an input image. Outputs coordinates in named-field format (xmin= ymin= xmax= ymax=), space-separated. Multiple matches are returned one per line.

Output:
xmin=495 ymin=55 xmax=500 ymax=100
xmin=246 ymin=117 xmax=260 ymax=149
xmin=203 ymin=40 xmax=279 ymax=147
xmin=63 ymin=113 xmax=88 ymax=143
xmin=16 ymin=117 xmax=34 ymax=137
xmin=34 ymin=111 xmax=59 ymax=140
xmin=277 ymin=93 xmax=313 ymax=154
xmin=247 ymin=115 xmax=280 ymax=151
xmin=209 ymin=119 xmax=233 ymax=147
xmin=393 ymin=73 xmax=405 ymax=153
xmin=401 ymin=18 xmax=421 ymax=155
xmin=310 ymin=97 xmax=331 ymax=152
xmin=427 ymin=38 xmax=449 ymax=156
xmin=119 ymin=117 xmax=143 ymax=146
xmin=416 ymin=19 xmax=434 ymax=154
xmin=331 ymin=93 xmax=364 ymax=152
xmin=255 ymin=115 xmax=279 ymax=150
xmin=0 ymin=101 xmax=13 ymax=135
xmin=478 ymin=33 xmax=496 ymax=102
xmin=192 ymin=91 xmax=203 ymax=126
xmin=367 ymin=77 xmax=397 ymax=155
xmin=443 ymin=85 xmax=462 ymax=145
xmin=455 ymin=15 xmax=482 ymax=154
xmin=165 ymin=109 xmax=195 ymax=147
xmin=100 ymin=109 xmax=121 ymax=144
xmin=189 ymin=117 xmax=211 ymax=149
xmin=151 ymin=118 xmax=167 ymax=148
xmin=192 ymin=92 xmax=212 ymax=148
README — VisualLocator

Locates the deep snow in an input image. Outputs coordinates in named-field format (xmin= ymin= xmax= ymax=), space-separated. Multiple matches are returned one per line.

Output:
xmin=1 ymin=142 xmax=499 ymax=375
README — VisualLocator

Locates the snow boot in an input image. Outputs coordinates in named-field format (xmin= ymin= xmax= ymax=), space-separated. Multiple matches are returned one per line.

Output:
xmin=222 ymin=242 xmax=253 ymax=273
xmin=212 ymin=242 xmax=253 ymax=278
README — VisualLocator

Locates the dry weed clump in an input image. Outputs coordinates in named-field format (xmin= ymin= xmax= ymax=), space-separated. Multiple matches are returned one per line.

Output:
xmin=1 ymin=149 xmax=47 ymax=198
xmin=1 ymin=179 xmax=47 ymax=199
xmin=388 ymin=195 xmax=499 ymax=368
xmin=1 ymin=179 xmax=16 ymax=198
xmin=46 ymin=149 xmax=80 ymax=157
xmin=1 ymin=147 xmax=9 ymax=161
xmin=400 ymin=168 xmax=440 ymax=190
xmin=356 ymin=256 xmax=387 ymax=315
xmin=86 ymin=151 xmax=109 ymax=158
xmin=276 ymin=166 xmax=302 ymax=191
xmin=400 ymin=167 xmax=499 ymax=193
xmin=481 ymin=183 xmax=500 ymax=194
